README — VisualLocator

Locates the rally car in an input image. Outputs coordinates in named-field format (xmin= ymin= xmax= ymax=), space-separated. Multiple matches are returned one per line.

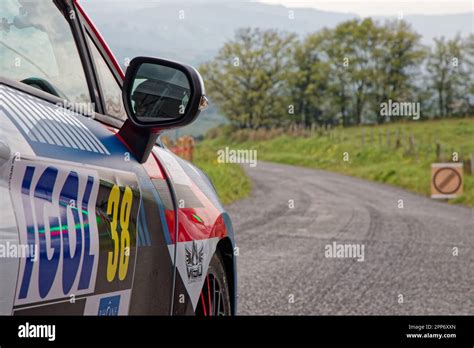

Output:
xmin=0 ymin=0 xmax=236 ymax=315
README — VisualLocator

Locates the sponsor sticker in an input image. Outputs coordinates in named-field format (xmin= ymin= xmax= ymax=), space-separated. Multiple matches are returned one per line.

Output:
xmin=10 ymin=159 xmax=100 ymax=305
xmin=10 ymin=158 xmax=141 ymax=310
xmin=83 ymin=290 xmax=131 ymax=316
xmin=185 ymin=241 xmax=204 ymax=282
xmin=169 ymin=238 xmax=219 ymax=309
xmin=98 ymin=295 xmax=121 ymax=316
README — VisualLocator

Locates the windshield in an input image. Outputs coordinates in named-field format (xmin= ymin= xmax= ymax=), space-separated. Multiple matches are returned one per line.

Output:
xmin=0 ymin=0 xmax=91 ymax=104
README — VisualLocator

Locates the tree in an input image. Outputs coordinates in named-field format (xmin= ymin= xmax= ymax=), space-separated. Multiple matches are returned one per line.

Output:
xmin=427 ymin=36 xmax=467 ymax=117
xmin=370 ymin=20 xmax=425 ymax=123
xmin=323 ymin=19 xmax=425 ymax=125
xmin=200 ymin=28 xmax=297 ymax=128
xmin=322 ymin=26 xmax=353 ymax=126
xmin=322 ymin=19 xmax=384 ymax=125
xmin=288 ymin=31 xmax=331 ymax=127
xmin=201 ymin=21 xmax=472 ymax=130
xmin=462 ymin=34 xmax=474 ymax=115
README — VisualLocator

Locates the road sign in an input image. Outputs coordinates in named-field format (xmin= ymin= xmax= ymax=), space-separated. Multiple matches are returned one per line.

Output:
xmin=431 ymin=163 xmax=463 ymax=199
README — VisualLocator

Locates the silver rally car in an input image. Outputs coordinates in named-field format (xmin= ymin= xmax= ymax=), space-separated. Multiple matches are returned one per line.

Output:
xmin=0 ymin=0 xmax=236 ymax=316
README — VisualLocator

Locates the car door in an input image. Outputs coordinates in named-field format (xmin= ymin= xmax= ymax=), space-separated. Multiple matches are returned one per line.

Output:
xmin=78 ymin=11 xmax=178 ymax=315
xmin=0 ymin=0 xmax=175 ymax=315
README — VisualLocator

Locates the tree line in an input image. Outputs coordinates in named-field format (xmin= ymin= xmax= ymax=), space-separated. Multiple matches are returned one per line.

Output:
xmin=200 ymin=18 xmax=474 ymax=129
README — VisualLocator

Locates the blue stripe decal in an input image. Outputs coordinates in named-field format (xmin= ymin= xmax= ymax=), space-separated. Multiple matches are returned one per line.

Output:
xmin=141 ymin=206 xmax=151 ymax=245
xmin=136 ymin=210 xmax=144 ymax=247
xmin=138 ymin=199 xmax=151 ymax=246
xmin=153 ymin=191 xmax=172 ymax=245
xmin=222 ymin=212 xmax=235 ymax=240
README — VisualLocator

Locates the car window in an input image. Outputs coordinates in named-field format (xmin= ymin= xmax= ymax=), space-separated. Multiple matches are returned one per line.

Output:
xmin=86 ymin=34 xmax=127 ymax=120
xmin=0 ymin=0 xmax=91 ymax=104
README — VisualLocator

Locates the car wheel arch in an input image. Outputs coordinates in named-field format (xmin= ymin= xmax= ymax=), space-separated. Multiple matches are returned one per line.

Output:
xmin=215 ymin=237 xmax=237 ymax=315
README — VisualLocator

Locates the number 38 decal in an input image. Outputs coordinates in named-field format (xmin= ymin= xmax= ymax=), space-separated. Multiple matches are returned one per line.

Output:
xmin=95 ymin=173 xmax=140 ymax=293
xmin=106 ymin=185 xmax=133 ymax=282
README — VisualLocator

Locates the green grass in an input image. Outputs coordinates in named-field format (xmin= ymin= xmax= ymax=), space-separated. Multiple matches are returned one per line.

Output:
xmin=198 ymin=118 xmax=474 ymax=207
xmin=193 ymin=143 xmax=252 ymax=205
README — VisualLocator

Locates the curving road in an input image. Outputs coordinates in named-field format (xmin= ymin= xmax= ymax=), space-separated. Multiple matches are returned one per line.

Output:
xmin=226 ymin=161 xmax=474 ymax=315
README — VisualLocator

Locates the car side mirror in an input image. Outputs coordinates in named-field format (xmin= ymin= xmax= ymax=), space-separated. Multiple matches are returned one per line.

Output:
xmin=123 ymin=56 xmax=208 ymax=127
xmin=118 ymin=56 xmax=208 ymax=163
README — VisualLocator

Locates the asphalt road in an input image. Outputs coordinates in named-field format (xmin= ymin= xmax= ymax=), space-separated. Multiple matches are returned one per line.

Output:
xmin=226 ymin=161 xmax=474 ymax=315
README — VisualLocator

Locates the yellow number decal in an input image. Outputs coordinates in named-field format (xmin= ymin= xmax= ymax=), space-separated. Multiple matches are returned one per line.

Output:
xmin=106 ymin=185 xmax=120 ymax=282
xmin=107 ymin=185 xmax=133 ymax=282
xmin=119 ymin=186 xmax=132 ymax=281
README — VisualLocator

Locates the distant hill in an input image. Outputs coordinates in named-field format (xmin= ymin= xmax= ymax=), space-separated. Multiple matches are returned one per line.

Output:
xmin=81 ymin=0 xmax=473 ymax=137
xmin=82 ymin=0 xmax=472 ymax=66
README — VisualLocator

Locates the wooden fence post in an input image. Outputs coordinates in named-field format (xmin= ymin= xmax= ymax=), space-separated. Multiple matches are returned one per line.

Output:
xmin=395 ymin=129 xmax=401 ymax=149
xmin=408 ymin=132 xmax=415 ymax=157
xmin=436 ymin=143 xmax=442 ymax=162
xmin=470 ymin=154 xmax=474 ymax=175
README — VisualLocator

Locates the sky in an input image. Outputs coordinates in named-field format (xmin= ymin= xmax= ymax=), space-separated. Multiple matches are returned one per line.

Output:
xmin=81 ymin=0 xmax=473 ymax=16
xmin=256 ymin=0 xmax=474 ymax=16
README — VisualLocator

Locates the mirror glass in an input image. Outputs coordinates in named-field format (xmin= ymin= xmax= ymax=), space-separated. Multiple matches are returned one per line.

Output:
xmin=130 ymin=63 xmax=191 ymax=122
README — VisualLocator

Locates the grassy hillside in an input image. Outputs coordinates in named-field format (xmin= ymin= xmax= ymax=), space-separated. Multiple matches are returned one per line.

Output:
xmin=199 ymin=119 xmax=474 ymax=206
